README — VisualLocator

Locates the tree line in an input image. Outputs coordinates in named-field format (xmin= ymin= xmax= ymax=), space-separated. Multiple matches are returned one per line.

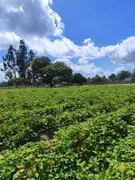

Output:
xmin=1 ymin=39 xmax=135 ymax=87
xmin=88 ymin=70 xmax=135 ymax=84
xmin=1 ymin=40 xmax=87 ymax=87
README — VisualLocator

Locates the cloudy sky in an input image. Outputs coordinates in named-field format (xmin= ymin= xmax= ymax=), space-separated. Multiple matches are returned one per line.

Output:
xmin=0 ymin=0 xmax=135 ymax=81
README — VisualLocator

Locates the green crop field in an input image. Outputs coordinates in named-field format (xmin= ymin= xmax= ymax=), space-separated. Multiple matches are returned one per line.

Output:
xmin=1 ymin=85 xmax=135 ymax=179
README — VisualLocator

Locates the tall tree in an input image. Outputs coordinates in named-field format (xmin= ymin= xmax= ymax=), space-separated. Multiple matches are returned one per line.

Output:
xmin=25 ymin=49 xmax=35 ymax=82
xmin=28 ymin=49 xmax=35 ymax=69
xmin=1 ymin=40 xmax=37 ymax=85
xmin=1 ymin=45 xmax=16 ymax=80
xmin=16 ymin=40 xmax=28 ymax=79
xmin=29 ymin=50 xmax=35 ymax=62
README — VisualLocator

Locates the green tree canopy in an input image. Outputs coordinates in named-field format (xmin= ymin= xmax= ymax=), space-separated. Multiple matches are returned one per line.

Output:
xmin=109 ymin=73 xmax=116 ymax=82
xmin=16 ymin=40 xmax=28 ymax=79
xmin=31 ymin=56 xmax=51 ymax=81
xmin=91 ymin=75 xmax=104 ymax=83
xmin=43 ymin=62 xmax=72 ymax=87
xmin=72 ymin=73 xmax=87 ymax=85
xmin=117 ymin=70 xmax=131 ymax=81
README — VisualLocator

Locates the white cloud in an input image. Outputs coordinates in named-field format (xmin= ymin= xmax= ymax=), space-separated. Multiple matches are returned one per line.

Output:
xmin=83 ymin=38 xmax=92 ymax=44
xmin=54 ymin=58 xmax=130 ymax=78
xmin=7 ymin=5 xmax=24 ymax=13
xmin=26 ymin=36 xmax=80 ymax=58
xmin=0 ymin=32 xmax=20 ymax=50
xmin=55 ymin=58 xmax=105 ymax=78
xmin=101 ymin=37 xmax=135 ymax=65
xmin=113 ymin=66 xmax=127 ymax=74
xmin=78 ymin=58 xmax=89 ymax=65
xmin=72 ymin=62 xmax=105 ymax=78
xmin=1 ymin=0 xmax=135 ymax=66
xmin=0 ymin=0 xmax=64 ymax=39
xmin=26 ymin=35 xmax=104 ymax=61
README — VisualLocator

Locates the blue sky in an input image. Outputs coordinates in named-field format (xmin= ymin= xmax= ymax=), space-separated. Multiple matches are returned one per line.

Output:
xmin=52 ymin=0 xmax=135 ymax=45
xmin=0 ymin=0 xmax=135 ymax=81
xmin=52 ymin=0 xmax=135 ymax=71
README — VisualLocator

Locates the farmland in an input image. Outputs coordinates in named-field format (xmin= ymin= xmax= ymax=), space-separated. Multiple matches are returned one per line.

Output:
xmin=0 ymin=85 xmax=135 ymax=179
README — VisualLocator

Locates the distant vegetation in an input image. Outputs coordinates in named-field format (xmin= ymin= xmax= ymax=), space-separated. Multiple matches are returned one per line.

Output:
xmin=1 ymin=39 xmax=135 ymax=87
xmin=1 ymin=85 xmax=135 ymax=179
xmin=0 ymin=39 xmax=87 ymax=87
